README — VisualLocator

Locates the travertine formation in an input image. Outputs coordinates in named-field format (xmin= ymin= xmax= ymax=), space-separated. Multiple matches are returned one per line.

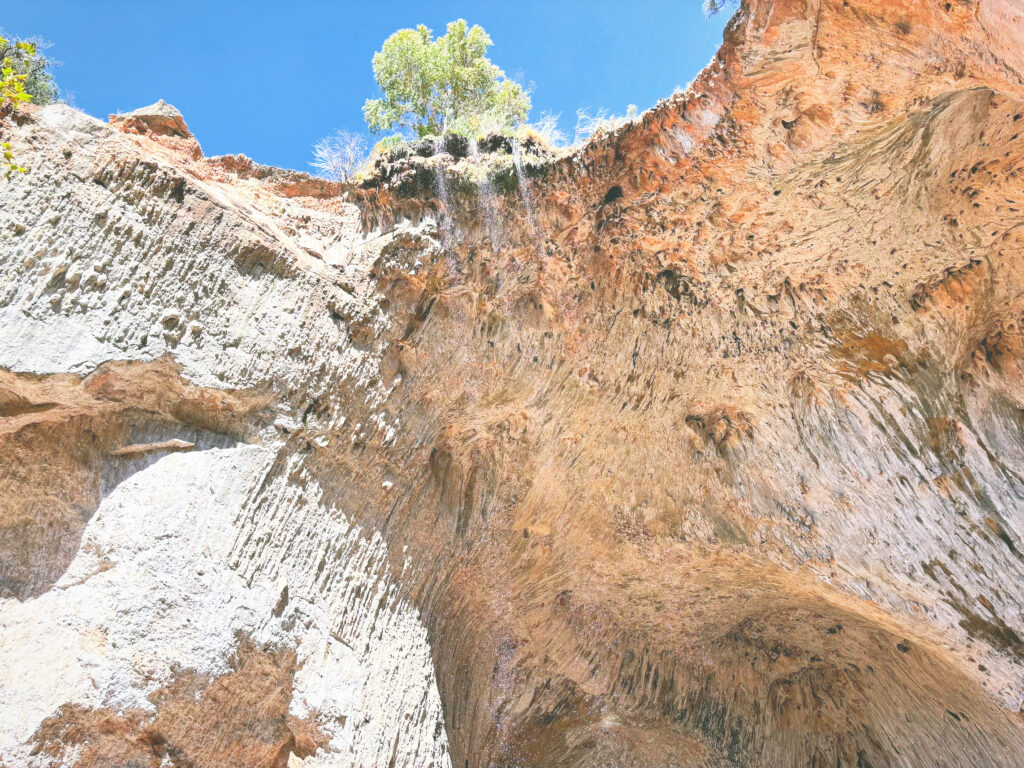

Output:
xmin=1 ymin=0 xmax=1023 ymax=766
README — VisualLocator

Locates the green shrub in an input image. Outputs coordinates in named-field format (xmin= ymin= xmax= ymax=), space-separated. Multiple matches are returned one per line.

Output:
xmin=371 ymin=134 xmax=406 ymax=155
xmin=1 ymin=34 xmax=56 ymax=180
xmin=0 ymin=34 xmax=58 ymax=105
xmin=363 ymin=19 xmax=530 ymax=138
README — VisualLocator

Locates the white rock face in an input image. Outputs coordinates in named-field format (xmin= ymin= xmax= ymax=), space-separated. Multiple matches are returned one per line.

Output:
xmin=0 ymin=445 xmax=449 ymax=767
xmin=0 ymin=104 xmax=450 ymax=767
xmin=0 ymin=106 xmax=374 ymax=395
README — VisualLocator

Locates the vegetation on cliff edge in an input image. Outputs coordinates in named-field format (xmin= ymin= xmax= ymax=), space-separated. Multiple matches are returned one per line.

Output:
xmin=363 ymin=19 xmax=530 ymax=139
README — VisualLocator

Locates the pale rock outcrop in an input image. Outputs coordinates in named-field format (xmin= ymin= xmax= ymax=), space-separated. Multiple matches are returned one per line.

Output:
xmin=109 ymin=99 xmax=191 ymax=138
xmin=0 ymin=102 xmax=449 ymax=767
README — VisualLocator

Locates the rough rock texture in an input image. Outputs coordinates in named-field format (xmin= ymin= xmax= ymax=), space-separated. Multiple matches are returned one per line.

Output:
xmin=0 ymin=358 xmax=268 ymax=600
xmin=109 ymin=99 xmax=191 ymax=139
xmin=30 ymin=638 xmax=329 ymax=768
xmin=109 ymin=99 xmax=202 ymax=158
xmin=1 ymin=0 xmax=1024 ymax=766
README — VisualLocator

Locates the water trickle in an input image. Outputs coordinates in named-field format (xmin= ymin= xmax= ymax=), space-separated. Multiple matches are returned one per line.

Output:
xmin=469 ymin=138 xmax=501 ymax=249
xmin=512 ymin=138 xmax=543 ymax=254
xmin=511 ymin=139 xmax=532 ymax=211
xmin=433 ymin=137 xmax=453 ymax=249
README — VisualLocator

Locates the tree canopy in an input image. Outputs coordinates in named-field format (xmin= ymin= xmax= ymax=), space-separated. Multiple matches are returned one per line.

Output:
xmin=363 ymin=19 xmax=530 ymax=138
xmin=0 ymin=34 xmax=58 ymax=105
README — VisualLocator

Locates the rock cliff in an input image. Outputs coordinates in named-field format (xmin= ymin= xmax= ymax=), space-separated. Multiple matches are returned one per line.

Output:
xmin=1 ymin=0 xmax=1023 ymax=766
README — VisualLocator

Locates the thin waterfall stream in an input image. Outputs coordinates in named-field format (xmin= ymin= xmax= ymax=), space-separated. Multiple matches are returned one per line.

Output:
xmin=469 ymin=138 xmax=501 ymax=249
xmin=512 ymin=138 xmax=543 ymax=255
xmin=432 ymin=136 xmax=453 ymax=249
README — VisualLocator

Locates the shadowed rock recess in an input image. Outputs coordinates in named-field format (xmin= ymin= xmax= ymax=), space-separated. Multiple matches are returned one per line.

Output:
xmin=1 ymin=0 xmax=1024 ymax=766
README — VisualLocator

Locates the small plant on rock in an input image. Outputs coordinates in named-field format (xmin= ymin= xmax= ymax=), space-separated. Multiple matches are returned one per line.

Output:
xmin=573 ymin=104 xmax=640 ymax=145
xmin=371 ymin=134 xmax=405 ymax=156
xmin=516 ymin=112 xmax=567 ymax=151
xmin=310 ymin=130 xmax=368 ymax=182
xmin=703 ymin=0 xmax=739 ymax=18
xmin=1 ymin=32 xmax=58 ymax=179
xmin=1 ymin=35 xmax=37 ymax=180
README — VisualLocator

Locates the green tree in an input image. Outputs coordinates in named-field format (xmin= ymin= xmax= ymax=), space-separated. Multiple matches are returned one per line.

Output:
xmin=363 ymin=19 xmax=530 ymax=138
xmin=1 ymin=35 xmax=42 ymax=180
xmin=0 ymin=34 xmax=58 ymax=105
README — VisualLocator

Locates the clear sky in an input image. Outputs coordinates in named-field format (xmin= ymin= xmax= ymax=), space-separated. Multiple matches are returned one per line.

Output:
xmin=4 ymin=1 xmax=731 ymax=171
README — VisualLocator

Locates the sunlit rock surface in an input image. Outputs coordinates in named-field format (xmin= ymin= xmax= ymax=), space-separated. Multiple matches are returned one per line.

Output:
xmin=1 ymin=0 xmax=1023 ymax=766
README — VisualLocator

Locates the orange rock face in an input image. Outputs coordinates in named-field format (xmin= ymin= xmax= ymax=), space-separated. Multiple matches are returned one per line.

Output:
xmin=1 ymin=1 xmax=1024 ymax=766
xmin=30 ymin=638 xmax=327 ymax=768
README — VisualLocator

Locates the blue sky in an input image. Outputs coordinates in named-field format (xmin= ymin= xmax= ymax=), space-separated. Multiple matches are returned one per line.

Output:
xmin=5 ymin=1 xmax=730 ymax=171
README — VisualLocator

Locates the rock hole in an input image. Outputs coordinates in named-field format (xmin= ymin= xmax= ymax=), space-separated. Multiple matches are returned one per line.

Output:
xmin=603 ymin=185 xmax=623 ymax=204
xmin=657 ymin=269 xmax=683 ymax=300
xmin=272 ymin=585 xmax=289 ymax=617
xmin=0 ymin=400 xmax=58 ymax=418
xmin=168 ymin=179 xmax=185 ymax=204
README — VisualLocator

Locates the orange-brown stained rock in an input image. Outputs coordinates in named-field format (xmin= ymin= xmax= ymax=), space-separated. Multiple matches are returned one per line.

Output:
xmin=30 ymin=705 xmax=161 ymax=768
xmin=0 ymin=358 xmax=269 ymax=600
xmin=30 ymin=637 xmax=328 ymax=768
xmin=321 ymin=2 xmax=1024 ymax=764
